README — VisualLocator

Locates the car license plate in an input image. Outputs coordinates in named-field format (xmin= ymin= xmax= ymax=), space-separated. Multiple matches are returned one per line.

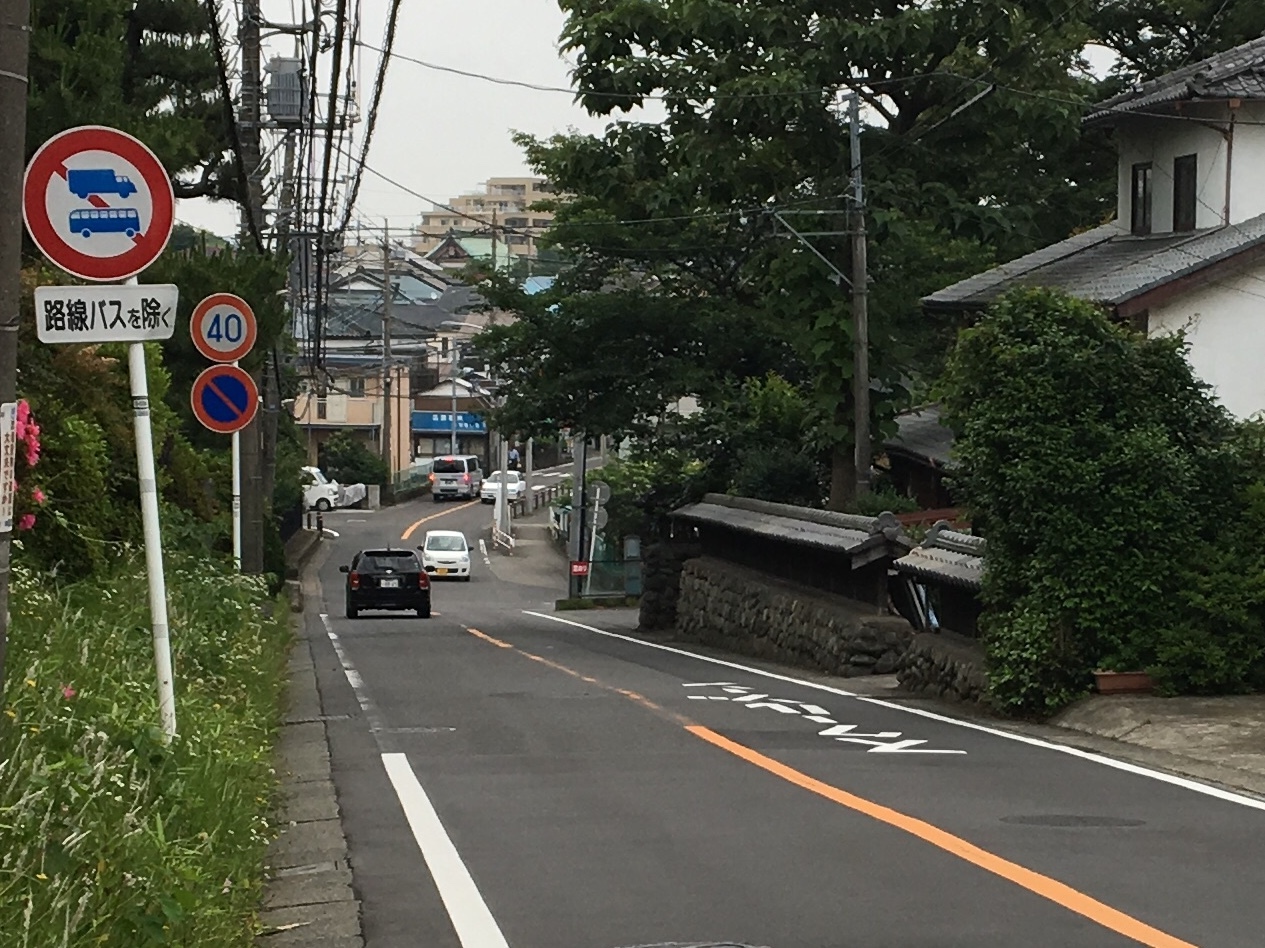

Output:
xmin=436 ymin=568 xmax=448 ymax=575
xmin=380 ymin=578 xmax=399 ymax=588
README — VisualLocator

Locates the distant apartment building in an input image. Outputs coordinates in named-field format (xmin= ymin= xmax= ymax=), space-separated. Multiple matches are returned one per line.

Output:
xmin=412 ymin=177 xmax=556 ymax=259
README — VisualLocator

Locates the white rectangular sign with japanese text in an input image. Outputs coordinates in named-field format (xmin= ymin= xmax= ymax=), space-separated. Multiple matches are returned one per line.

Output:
xmin=35 ymin=284 xmax=178 ymax=344
xmin=0 ymin=402 xmax=16 ymax=534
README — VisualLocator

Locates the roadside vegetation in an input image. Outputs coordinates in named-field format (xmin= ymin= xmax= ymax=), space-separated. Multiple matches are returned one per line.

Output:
xmin=0 ymin=548 xmax=289 ymax=946
xmin=940 ymin=289 xmax=1265 ymax=714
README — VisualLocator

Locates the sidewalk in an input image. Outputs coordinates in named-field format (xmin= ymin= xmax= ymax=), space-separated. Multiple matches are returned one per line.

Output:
xmin=257 ymin=548 xmax=363 ymax=947
xmin=1040 ymin=692 xmax=1265 ymax=798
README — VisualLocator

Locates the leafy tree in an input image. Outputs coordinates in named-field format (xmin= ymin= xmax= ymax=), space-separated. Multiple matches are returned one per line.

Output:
xmin=490 ymin=1 xmax=1119 ymax=508
xmin=27 ymin=0 xmax=237 ymax=199
xmin=940 ymin=289 xmax=1262 ymax=714
xmin=1090 ymin=0 xmax=1265 ymax=79
xmin=319 ymin=432 xmax=387 ymax=487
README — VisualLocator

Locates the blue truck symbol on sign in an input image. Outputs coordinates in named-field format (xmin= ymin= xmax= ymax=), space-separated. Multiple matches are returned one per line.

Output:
xmin=67 ymin=169 xmax=137 ymax=199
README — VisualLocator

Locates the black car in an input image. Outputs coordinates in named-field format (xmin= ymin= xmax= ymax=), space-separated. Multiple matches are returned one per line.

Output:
xmin=341 ymin=549 xmax=431 ymax=619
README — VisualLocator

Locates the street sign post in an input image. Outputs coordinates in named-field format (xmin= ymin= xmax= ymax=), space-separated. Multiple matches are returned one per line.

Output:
xmin=22 ymin=125 xmax=175 ymax=282
xmin=34 ymin=284 xmax=177 ymax=344
xmin=190 ymin=292 xmax=257 ymax=363
xmin=191 ymin=364 xmax=259 ymax=435
xmin=23 ymin=126 xmax=178 ymax=739
xmin=190 ymin=294 xmax=258 ymax=569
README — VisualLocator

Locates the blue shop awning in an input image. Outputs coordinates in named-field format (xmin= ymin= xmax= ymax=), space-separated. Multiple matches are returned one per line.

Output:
xmin=412 ymin=410 xmax=487 ymax=435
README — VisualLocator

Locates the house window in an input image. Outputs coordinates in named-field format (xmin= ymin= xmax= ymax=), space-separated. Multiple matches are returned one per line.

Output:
xmin=348 ymin=377 xmax=366 ymax=397
xmin=1131 ymin=163 xmax=1153 ymax=235
xmin=316 ymin=399 xmax=327 ymax=420
xmin=1173 ymin=154 xmax=1197 ymax=232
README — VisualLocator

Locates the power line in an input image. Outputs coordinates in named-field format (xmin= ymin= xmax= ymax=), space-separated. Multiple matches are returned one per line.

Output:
xmin=337 ymin=0 xmax=402 ymax=234
xmin=356 ymin=40 xmax=948 ymax=102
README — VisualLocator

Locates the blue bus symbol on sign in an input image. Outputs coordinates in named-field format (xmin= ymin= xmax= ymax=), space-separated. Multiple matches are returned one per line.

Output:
xmin=67 ymin=169 xmax=137 ymax=199
xmin=70 ymin=208 xmax=140 ymax=239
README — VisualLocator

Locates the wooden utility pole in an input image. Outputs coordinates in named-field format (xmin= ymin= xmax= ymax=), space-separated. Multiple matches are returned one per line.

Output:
xmin=238 ymin=0 xmax=266 ymax=571
xmin=849 ymin=93 xmax=871 ymax=498
xmin=381 ymin=224 xmax=393 ymax=472
xmin=0 ymin=0 xmax=31 ymax=696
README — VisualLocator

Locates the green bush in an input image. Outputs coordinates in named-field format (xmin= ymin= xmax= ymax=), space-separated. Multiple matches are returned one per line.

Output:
xmin=940 ymin=288 xmax=1263 ymax=715
xmin=319 ymin=431 xmax=388 ymax=487
xmin=0 ymin=548 xmax=290 ymax=945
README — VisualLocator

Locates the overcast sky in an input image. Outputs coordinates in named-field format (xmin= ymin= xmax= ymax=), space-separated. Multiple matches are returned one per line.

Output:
xmin=178 ymin=0 xmax=662 ymax=239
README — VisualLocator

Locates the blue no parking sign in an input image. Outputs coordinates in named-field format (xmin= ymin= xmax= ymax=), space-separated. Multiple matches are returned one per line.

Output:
xmin=191 ymin=364 xmax=259 ymax=434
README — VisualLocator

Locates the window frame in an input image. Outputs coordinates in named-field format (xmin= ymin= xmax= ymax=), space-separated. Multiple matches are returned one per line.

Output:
xmin=1173 ymin=153 xmax=1198 ymax=232
xmin=1131 ymin=162 xmax=1153 ymax=236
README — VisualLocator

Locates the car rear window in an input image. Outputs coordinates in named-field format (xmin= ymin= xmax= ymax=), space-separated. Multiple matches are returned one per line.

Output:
xmin=425 ymin=535 xmax=466 ymax=552
xmin=432 ymin=458 xmax=465 ymax=474
xmin=358 ymin=552 xmax=419 ymax=570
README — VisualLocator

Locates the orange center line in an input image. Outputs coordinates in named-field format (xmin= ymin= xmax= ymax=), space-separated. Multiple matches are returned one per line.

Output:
xmin=462 ymin=625 xmax=1202 ymax=947
xmin=687 ymin=725 xmax=1198 ymax=948
xmin=401 ymin=501 xmax=479 ymax=540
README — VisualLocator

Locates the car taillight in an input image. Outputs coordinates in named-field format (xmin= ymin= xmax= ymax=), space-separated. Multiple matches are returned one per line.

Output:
xmin=462 ymin=472 xmax=471 ymax=484
xmin=418 ymin=572 xmax=429 ymax=589
xmin=429 ymin=472 xmax=435 ymax=483
xmin=349 ymin=571 xmax=361 ymax=589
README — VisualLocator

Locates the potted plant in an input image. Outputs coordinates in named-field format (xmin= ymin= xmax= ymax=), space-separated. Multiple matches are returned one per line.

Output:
xmin=1093 ymin=636 xmax=1154 ymax=694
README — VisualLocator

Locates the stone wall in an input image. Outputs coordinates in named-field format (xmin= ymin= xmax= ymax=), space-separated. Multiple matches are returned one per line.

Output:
xmin=638 ymin=541 xmax=701 ymax=631
xmin=675 ymin=557 xmax=913 ymax=676
xmin=897 ymin=630 xmax=990 ymax=705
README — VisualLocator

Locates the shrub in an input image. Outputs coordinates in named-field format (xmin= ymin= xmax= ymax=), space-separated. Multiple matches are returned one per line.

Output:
xmin=319 ymin=431 xmax=388 ymax=486
xmin=0 ymin=549 xmax=290 ymax=945
xmin=940 ymin=288 xmax=1260 ymax=715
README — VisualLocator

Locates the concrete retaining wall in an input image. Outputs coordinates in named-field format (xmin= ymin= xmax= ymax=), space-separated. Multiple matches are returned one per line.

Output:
xmin=675 ymin=557 xmax=913 ymax=676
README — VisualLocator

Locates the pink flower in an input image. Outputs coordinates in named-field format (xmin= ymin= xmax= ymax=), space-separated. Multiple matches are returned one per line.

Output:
xmin=16 ymin=400 xmax=29 ymax=426
xmin=17 ymin=513 xmax=35 ymax=531
xmin=31 ymin=487 xmax=45 ymax=504
xmin=61 ymin=685 xmax=76 ymax=700
xmin=24 ymin=442 xmax=39 ymax=467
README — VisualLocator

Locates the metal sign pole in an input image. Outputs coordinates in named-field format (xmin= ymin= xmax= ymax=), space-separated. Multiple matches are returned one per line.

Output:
xmin=231 ymin=358 xmax=242 ymax=569
xmin=231 ymin=429 xmax=242 ymax=569
xmin=127 ymin=281 xmax=176 ymax=738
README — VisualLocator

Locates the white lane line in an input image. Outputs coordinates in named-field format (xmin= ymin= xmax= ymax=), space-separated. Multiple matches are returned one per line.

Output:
xmin=522 ymin=611 xmax=1265 ymax=811
xmin=478 ymin=538 xmax=492 ymax=566
xmin=322 ymin=528 xmax=341 ymax=538
xmin=382 ymin=753 xmax=510 ymax=948
xmin=320 ymin=613 xmax=386 ymax=733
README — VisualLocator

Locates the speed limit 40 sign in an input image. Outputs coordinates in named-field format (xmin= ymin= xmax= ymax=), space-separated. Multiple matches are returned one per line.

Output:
xmin=190 ymin=292 xmax=256 ymax=363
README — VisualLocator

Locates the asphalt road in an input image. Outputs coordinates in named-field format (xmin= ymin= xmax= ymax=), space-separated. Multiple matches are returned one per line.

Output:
xmin=304 ymin=490 xmax=1265 ymax=948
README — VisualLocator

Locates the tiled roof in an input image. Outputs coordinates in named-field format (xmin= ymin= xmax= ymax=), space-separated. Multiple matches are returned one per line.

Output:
xmin=1086 ymin=33 xmax=1265 ymax=124
xmin=893 ymin=522 xmax=986 ymax=590
xmin=672 ymin=493 xmax=901 ymax=554
xmin=886 ymin=406 xmax=955 ymax=467
xmin=923 ymin=214 xmax=1265 ymax=310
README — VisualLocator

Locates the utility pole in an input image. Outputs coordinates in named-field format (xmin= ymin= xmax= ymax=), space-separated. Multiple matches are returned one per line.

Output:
xmin=0 ymin=0 xmax=31 ymax=697
xmin=849 ymin=93 xmax=871 ymax=498
xmin=381 ymin=224 xmax=393 ymax=472
xmin=238 ymin=0 xmax=266 ymax=572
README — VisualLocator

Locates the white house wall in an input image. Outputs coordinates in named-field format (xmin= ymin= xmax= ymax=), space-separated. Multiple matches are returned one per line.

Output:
xmin=1148 ymin=267 xmax=1265 ymax=419
xmin=1115 ymin=102 xmax=1265 ymax=231
xmin=1228 ymin=103 xmax=1265 ymax=225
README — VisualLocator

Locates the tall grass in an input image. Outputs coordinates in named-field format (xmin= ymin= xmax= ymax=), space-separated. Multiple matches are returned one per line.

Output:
xmin=0 ymin=547 xmax=291 ymax=947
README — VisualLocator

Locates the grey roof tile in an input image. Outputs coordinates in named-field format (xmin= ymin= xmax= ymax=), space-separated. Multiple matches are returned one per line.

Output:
xmin=886 ymin=406 xmax=956 ymax=467
xmin=1086 ymin=33 xmax=1265 ymax=123
xmin=924 ymin=214 xmax=1265 ymax=310
xmin=892 ymin=546 xmax=984 ymax=589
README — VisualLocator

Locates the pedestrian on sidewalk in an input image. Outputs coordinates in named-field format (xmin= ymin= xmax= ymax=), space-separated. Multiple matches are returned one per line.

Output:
xmin=508 ymin=444 xmax=520 ymax=471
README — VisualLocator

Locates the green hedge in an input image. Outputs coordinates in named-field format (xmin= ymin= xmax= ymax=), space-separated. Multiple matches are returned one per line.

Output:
xmin=0 ymin=548 xmax=290 ymax=946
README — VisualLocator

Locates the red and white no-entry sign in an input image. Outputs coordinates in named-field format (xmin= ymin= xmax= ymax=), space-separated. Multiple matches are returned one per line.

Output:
xmin=191 ymin=293 xmax=258 ymax=363
xmin=22 ymin=125 xmax=175 ymax=282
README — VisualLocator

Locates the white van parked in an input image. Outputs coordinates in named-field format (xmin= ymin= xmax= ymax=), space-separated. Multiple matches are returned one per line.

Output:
xmin=302 ymin=466 xmax=341 ymax=511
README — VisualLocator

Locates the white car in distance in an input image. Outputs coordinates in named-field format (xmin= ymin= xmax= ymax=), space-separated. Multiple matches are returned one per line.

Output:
xmin=480 ymin=470 xmax=526 ymax=504
xmin=419 ymin=530 xmax=472 ymax=581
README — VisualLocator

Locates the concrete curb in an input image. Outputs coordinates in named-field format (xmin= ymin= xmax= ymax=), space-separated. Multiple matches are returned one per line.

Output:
xmin=257 ymin=545 xmax=363 ymax=946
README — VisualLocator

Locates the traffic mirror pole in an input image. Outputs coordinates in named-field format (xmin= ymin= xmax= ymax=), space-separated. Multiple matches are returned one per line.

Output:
xmin=127 ymin=277 xmax=177 ymax=739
